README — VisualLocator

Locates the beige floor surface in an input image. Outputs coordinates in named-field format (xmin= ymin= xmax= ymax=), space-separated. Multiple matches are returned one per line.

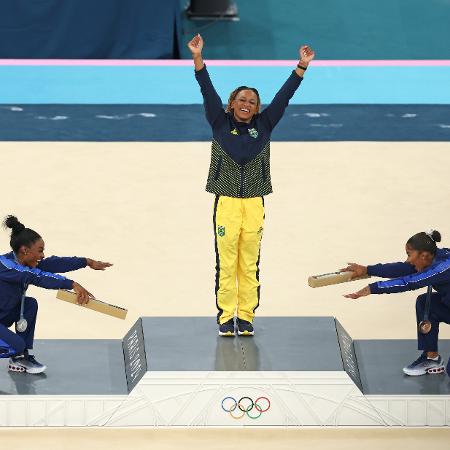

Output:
xmin=1 ymin=428 xmax=450 ymax=450
xmin=1 ymin=141 xmax=449 ymax=446
xmin=1 ymin=141 xmax=448 ymax=340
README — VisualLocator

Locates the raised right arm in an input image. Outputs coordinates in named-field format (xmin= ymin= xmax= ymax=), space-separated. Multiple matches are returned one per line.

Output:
xmin=260 ymin=45 xmax=314 ymax=130
xmin=188 ymin=33 xmax=205 ymax=72
xmin=188 ymin=34 xmax=225 ymax=127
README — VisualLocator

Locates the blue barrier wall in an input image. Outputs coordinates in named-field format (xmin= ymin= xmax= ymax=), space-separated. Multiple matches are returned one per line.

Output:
xmin=0 ymin=65 xmax=449 ymax=104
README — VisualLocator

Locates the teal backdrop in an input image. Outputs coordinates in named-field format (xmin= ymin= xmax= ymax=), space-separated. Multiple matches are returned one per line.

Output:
xmin=180 ymin=0 xmax=450 ymax=59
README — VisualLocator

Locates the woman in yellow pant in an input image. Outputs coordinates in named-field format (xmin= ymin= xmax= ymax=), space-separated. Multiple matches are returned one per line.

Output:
xmin=188 ymin=34 xmax=315 ymax=336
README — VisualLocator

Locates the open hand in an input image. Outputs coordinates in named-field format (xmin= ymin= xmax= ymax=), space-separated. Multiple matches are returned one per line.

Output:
xmin=299 ymin=45 xmax=315 ymax=65
xmin=87 ymin=258 xmax=113 ymax=271
xmin=187 ymin=34 xmax=204 ymax=56
xmin=344 ymin=285 xmax=371 ymax=300
xmin=340 ymin=262 xmax=367 ymax=279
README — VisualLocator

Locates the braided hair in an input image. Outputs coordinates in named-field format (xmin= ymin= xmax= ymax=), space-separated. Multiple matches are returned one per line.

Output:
xmin=225 ymin=86 xmax=261 ymax=114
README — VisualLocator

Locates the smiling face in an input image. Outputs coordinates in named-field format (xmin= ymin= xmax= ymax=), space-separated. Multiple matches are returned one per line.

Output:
xmin=18 ymin=238 xmax=45 ymax=268
xmin=231 ymin=89 xmax=259 ymax=123
xmin=405 ymin=244 xmax=434 ymax=271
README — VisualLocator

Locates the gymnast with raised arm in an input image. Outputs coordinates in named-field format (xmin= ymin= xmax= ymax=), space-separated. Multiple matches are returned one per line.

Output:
xmin=188 ymin=34 xmax=315 ymax=337
xmin=0 ymin=215 xmax=112 ymax=374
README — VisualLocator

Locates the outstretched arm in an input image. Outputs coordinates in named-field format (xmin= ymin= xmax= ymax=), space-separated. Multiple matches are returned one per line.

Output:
xmin=261 ymin=45 xmax=315 ymax=130
xmin=37 ymin=256 xmax=87 ymax=273
xmin=0 ymin=255 xmax=92 ymax=304
xmin=344 ymin=285 xmax=371 ymax=299
xmin=341 ymin=261 xmax=416 ymax=279
xmin=341 ymin=260 xmax=416 ymax=299
xmin=369 ymin=259 xmax=450 ymax=295
xmin=0 ymin=255 xmax=73 ymax=289
xmin=86 ymin=258 xmax=112 ymax=271
xmin=188 ymin=34 xmax=225 ymax=127
xmin=344 ymin=259 xmax=450 ymax=299
xmin=38 ymin=256 xmax=112 ymax=273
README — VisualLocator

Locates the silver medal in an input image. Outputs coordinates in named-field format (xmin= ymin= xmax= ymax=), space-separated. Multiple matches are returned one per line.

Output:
xmin=16 ymin=318 xmax=28 ymax=332
xmin=15 ymin=276 xmax=29 ymax=333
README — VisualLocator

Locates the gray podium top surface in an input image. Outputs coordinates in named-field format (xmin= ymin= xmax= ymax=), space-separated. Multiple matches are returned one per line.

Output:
xmin=141 ymin=316 xmax=344 ymax=371
xmin=0 ymin=339 xmax=128 ymax=396
xmin=355 ymin=340 xmax=450 ymax=395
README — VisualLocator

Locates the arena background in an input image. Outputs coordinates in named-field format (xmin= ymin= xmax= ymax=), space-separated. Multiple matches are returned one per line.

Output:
xmin=1 ymin=0 xmax=450 ymax=448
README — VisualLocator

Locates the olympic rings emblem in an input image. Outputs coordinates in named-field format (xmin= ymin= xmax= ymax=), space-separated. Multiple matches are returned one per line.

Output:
xmin=221 ymin=396 xmax=271 ymax=420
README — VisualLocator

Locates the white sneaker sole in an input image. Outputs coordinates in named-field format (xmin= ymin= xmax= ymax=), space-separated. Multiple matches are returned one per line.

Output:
xmin=237 ymin=330 xmax=254 ymax=336
xmin=8 ymin=362 xmax=46 ymax=374
xmin=402 ymin=365 xmax=445 ymax=376
xmin=219 ymin=331 xmax=235 ymax=337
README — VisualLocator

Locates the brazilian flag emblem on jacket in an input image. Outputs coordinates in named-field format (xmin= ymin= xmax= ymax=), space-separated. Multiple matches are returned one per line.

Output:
xmin=218 ymin=225 xmax=225 ymax=237
xmin=248 ymin=128 xmax=258 ymax=138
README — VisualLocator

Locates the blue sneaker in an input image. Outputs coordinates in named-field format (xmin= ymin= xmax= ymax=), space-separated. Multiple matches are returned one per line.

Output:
xmin=219 ymin=319 xmax=235 ymax=337
xmin=236 ymin=318 xmax=254 ymax=336
xmin=446 ymin=357 xmax=450 ymax=377
xmin=402 ymin=352 xmax=444 ymax=376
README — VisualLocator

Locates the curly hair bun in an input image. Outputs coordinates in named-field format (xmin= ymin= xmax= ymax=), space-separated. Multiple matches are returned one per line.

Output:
xmin=430 ymin=230 xmax=442 ymax=243
xmin=3 ymin=215 xmax=26 ymax=235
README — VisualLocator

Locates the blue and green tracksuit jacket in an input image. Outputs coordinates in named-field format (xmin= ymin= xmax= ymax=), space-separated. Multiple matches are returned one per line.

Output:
xmin=195 ymin=65 xmax=303 ymax=198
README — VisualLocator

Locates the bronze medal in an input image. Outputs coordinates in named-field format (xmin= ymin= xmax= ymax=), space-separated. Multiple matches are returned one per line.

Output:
xmin=418 ymin=320 xmax=431 ymax=334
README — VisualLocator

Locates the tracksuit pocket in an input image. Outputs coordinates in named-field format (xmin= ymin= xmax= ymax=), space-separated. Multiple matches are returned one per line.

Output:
xmin=214 ymin=155 xmax=222 ymax=180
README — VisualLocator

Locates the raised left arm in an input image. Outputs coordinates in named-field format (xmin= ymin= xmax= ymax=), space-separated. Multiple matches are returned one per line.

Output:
xmin=295 ymin=45 xmax=315 ymax=77
xmin=260 ymin=45 xmax=315 ymax=130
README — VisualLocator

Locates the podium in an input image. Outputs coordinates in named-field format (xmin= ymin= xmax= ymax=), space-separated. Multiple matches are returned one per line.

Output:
xmin=1 ymin=317 xmax=449 ymax=426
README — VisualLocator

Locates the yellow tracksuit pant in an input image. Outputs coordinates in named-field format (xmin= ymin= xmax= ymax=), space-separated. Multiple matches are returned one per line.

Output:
xmin=213 ymin=195 xmax=265 ymax=324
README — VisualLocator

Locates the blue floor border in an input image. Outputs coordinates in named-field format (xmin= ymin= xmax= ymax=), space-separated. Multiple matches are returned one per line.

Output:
xmin=1 ymin=104 xmax=449 ymax=141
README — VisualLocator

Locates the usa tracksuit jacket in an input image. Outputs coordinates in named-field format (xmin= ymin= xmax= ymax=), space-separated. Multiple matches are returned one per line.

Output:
xmin=368 ymin=248 xmax=450 ymax=351
xmin=0 ymin=252 xmax=86 ymax=357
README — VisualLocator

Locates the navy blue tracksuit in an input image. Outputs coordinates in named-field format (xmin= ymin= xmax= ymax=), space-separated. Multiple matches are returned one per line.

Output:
xmin=0 ymin=252 xmax=86 ymax=357
xmin=368 ymin=248 xmax=450 ymax=352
